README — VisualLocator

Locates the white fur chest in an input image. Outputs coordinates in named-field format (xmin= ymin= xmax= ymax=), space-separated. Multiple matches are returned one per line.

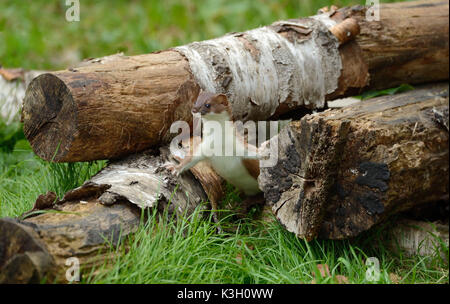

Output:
xmin=199 ymin=114 xmax=260 ymax=195
xmin=208 ymin=155 xmax=260 ymax=195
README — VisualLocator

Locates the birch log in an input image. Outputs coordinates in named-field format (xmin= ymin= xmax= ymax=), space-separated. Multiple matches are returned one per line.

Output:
xmin=22 ymin=0 xmax=449 ymax=162
xmin=0 ymin=147 xmax=224 ymax=283
xmin=258 ymin=83 xmax=449 ymax=241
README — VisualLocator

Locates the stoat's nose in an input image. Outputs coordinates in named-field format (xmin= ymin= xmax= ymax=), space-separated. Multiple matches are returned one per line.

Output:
xmin=192 ymin=108 xmax=199 ymax=114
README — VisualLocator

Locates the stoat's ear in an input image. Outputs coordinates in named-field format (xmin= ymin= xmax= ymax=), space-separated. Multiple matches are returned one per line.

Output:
xmin=215 ymin=94 xmax=229 ymax=106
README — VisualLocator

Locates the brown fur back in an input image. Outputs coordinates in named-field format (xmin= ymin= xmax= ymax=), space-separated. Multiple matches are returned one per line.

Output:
xmin=241 ymin=159 xmax=260 ymax=180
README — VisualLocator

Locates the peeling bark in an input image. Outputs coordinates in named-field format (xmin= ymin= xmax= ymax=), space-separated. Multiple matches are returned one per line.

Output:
xmin=176 ymin=16 xmax=342 ymax=120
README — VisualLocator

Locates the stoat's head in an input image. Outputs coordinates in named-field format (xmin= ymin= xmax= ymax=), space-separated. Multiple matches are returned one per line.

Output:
xmin=192 ymin=92 xmax=231 ymax=119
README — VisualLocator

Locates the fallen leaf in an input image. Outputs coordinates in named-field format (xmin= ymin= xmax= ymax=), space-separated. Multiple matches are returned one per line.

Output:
xmin=311 ymin=264 xmax=348 ymax=284
xmin=389 ymin=273 xmax=402 ymax=284
xmin=334 ymin=275 xmax=349 ymax=284
xmin=0 ymin=68 xmax=24 ymax=81
xmin=33 ymin=191 xmax=57 ymax=210
xmin=316 ymin=264 xmax=331 ymax=278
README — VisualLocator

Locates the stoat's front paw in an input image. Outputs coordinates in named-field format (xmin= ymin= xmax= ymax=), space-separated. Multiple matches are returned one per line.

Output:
xmin=162 ymin=161 xmax=181 ymax=176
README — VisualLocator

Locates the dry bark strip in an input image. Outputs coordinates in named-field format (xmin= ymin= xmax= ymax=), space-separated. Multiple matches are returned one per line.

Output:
xmin=0 ymin=148 xmax=222 ymax=283
xmin=0 ymin=68 xmax=45 ymax=124
xmin=22 ymin=0 xmax=448 ymax=162
xmin=258 ymin=83 xmax=449 ymax=240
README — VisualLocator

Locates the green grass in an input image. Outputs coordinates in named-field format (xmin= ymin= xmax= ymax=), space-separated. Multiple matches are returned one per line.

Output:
xmin=1 ymin=0 xmax=448 ymax=284
xmin=0 ymin=133 xmax=105 ymax=218
xmin=356 ymin=84 xmax=415 ymax=100
xmin=84 ymin=206 xmax=448 ymax=284
xmin=1 ymin=0 xmax=402 ymax=70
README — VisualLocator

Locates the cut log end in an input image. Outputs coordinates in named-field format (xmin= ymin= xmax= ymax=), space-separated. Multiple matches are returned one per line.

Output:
xmin=22 ymin=51 xmax=200 ymax=162
xmin=22 ymin=73 xmax=77 ymax=162
xmin=0 ymin=218 xmax=55 ymax=284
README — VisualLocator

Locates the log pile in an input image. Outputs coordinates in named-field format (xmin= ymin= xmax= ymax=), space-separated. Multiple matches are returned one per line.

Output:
xmin=22 ymin=0 xmax=448 ymax=162
xmin=0 ymin=148 xmax=212 ymax=283
xmin=1 ymin=0 xmax=449 ymax=283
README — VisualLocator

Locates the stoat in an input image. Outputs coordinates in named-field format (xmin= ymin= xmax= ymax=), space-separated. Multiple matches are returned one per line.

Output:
xmin=166 ymin=92 xmax=261 ymax=196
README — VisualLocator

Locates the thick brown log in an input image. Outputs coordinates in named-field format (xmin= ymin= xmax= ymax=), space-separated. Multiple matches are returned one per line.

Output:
xmin=0 ymin=202 xmax=139 ymax=283
xmin=258 ymin=83 xmax=449 ymax=240
xmin=22 ymin=0 xmax=448 ymax=162
xmin=0 ymin=148 xmax=223 ymax=283
xmin=338 ymin=0 xmax=450 ymax=90
xmin=22 ymin=53 xmax=200 ymax=162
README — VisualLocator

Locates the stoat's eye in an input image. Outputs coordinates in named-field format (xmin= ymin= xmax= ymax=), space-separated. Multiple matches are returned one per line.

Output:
xmin=205 ymin=104 xmax=211 ymax=108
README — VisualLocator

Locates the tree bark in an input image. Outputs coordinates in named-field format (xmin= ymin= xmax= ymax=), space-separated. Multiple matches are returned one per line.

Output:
xmin=341 ymin=0 xmax=450 ymax=90
xmin=22 ymin=0 xmax=449 ymax=162
xmin=0 ymin=201 xmax=139 ymax=283
xmin=0 ymin=147 xmax=225 ymax=283
xmin=258 ymin=83 xmax=449 ymax=241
